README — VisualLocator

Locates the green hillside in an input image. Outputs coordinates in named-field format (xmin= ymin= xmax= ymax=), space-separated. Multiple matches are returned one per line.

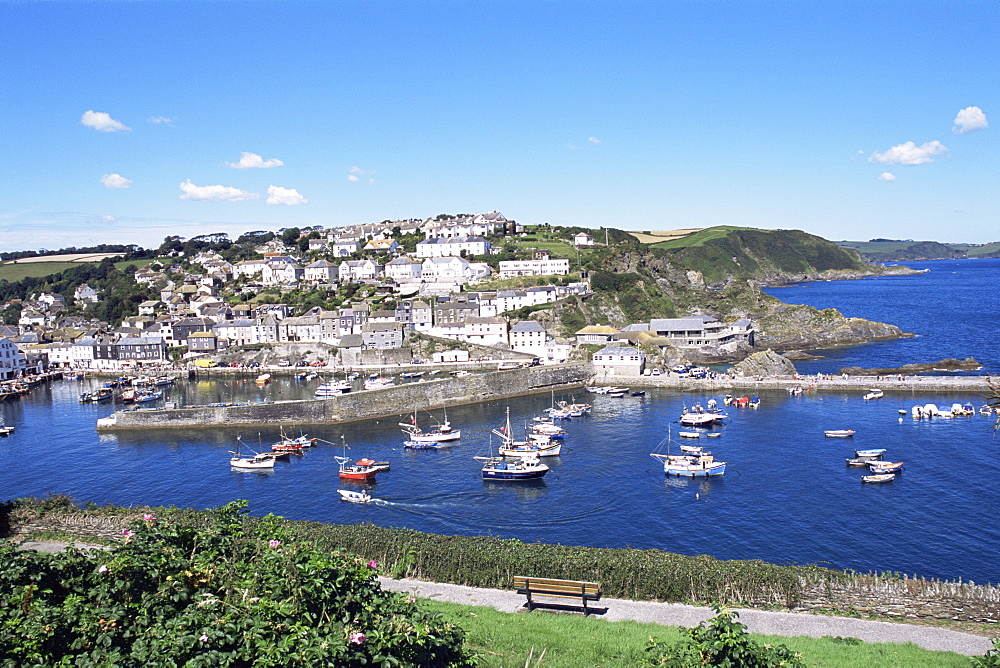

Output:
xmin=650 ymin=227 xmax=867 ymax=283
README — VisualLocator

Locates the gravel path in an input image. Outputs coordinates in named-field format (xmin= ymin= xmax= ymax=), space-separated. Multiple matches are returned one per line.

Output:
xmin=379 ymin=576 xmax=995 ymax=656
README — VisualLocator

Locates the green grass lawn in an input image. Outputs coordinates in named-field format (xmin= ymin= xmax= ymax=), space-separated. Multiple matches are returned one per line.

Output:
xmin=422 ymin=600 xmax=972 ymax=668
xmin=0 ymin=261 xmax=80 ymax=282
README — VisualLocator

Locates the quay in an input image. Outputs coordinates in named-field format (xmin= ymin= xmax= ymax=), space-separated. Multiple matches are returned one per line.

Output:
xmin=611 ymin=373 xmax=993 ymax=394
xmin=96 ymin=363 xmax=591 ymax=431
xmin=94 ymin=363 xmax=994 ymax=432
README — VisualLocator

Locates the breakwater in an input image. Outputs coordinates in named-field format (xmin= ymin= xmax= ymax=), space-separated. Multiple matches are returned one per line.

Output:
xmin=97 ymin=363 xmax=591 ymax=431
xmin=610 ymin=373 xmax=992 ymax=394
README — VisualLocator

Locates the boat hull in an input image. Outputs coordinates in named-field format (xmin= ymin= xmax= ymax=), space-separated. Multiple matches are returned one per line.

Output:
xmin=481 ymin=468 xmax=549 ymax=480
xmin=664 ymin=462 xmax=726 ymax=477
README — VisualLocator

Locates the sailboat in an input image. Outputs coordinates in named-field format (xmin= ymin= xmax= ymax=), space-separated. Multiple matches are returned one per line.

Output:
xmin=400 ymin=407 xmax=461 ymax=448
xmin=650 ymin=429 xmax=726 ymax=477
xmin=493 ymin=407 xmax=562 ymax=457
xmin=229 ymin=437 xmax=276 ymax=470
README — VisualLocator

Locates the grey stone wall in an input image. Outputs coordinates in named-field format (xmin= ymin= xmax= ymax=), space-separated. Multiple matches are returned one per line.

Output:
xmin=99 ymin=364 xmax=593 ymax=431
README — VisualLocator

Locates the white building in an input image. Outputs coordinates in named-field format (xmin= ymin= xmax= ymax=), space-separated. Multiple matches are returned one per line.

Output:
xmin=0 ymin=337 xmax=28 ymax=379
xmin=509 ymin=320 xmax=547 ymax=356
xmin=415 ymin=236 xmax=490 ymax=258
xmin=74 ymin=284 xmax=100 ymax=304
xmin=592 ymin=345 xmax=645 ymax=376
xmin=261 ymin=256 xmax=304 ymax=286
xmin=384 ymin=257 xmax=423 ymax=282
xmin=304 ymin=260 xmax=339 ymax=283
xmin=497 ymin=258 xmax=570 ymax=278
xmin=339 ymin=259 xmax=383 ymax=282
xmin=574 ymin=232 xmax=596 ymax=247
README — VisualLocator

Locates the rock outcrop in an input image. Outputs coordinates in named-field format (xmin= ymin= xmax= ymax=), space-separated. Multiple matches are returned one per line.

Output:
xmin=839 ymin=357 xmax=981 ymax=376
xmin=729 ymin=349 xmax=797 ymax=377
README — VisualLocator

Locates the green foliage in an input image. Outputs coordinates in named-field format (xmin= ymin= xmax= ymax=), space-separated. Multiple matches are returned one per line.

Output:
xmin=971 ymin=638 xmax=1000 ymax=667
xmin=646 ymin=607 xmax=805 ymax=667
xmin=0 ymin=501 xmax=472 ymax=667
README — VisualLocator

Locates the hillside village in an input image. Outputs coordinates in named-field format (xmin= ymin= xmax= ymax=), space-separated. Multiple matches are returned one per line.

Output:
xmin=0 ymin=212 xmax=756 ymax=380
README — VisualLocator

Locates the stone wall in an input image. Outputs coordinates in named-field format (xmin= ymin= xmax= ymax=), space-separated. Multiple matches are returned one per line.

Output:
xmin=99 ymin=363 xmax=592 ymax=431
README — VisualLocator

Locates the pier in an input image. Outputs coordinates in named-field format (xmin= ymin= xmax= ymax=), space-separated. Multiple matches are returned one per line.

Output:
xmin=608 ymin=373 xmax=993 ymax=394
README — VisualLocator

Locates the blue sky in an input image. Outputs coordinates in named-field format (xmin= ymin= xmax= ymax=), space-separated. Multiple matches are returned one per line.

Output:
xmin=2 ymin=1 xmax=996 ymax=251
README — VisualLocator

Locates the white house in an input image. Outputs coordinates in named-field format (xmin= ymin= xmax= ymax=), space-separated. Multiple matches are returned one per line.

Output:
xmin=574 ymin=232 xmax=596 ymax=247
xmin=592 ymin=345 xmax=645 ymax=376
xmin=497 ymin=258 xmax=570 ymax=278
xmin=234 ymin=259 xmax=267 ymax=278
xmin=0 ymin=337 xmax=28 ymax=379
xmin=339 ymin=259 xmax=383 ymax=282
xmin=74 ymin=284 xmax=100 ymax=304
xmin=415 ymin=236 xmax=490 ymax=258
xmin=304 ymin=260 xmax=339 ymax=283
xmin=422 ymin=212 xmax=508 ymax=239
xmin=261 ymin=257 xmax=304 ymax=286
xmin=421 ymin=256 xmax=471 ymax=282
xmin=509 ymin=320 xmax=547 ymax=356
xmin=332 ymin=240 xmax=361 ymax=257
xmin=384 ymin=257 xmax=423 ymax=282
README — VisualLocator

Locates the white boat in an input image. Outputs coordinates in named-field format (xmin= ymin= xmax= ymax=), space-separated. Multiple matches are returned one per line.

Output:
xmin=230 ymin=452 xmax=275 ymax=469
xmin=855 ymin=448 xmax=887 ymax=458
xmin=862 ymin=473 xmax=895 ymax=483
xmin=0 ymin=426 xmax=14 ymax=436
xmin=824 ymin=429 xmax=856 ymax=438
xmin=477 ymin=453 xmax=549 ymax=480
xmin=493 ymin=407 xmax=562 ymax=456
xmin=255 ymin=373 xmax=271 ymax=385
xmin=338 ymin=489 xmax=372 ymax=503
xmin=400 ymin=408 xmax=461 ymax=444
xmin=365 ymin=377 xmax=395 ymax=389
xmin=863 ymin=388 xmax=884 ymax=401
xmin=679 ymin=412 xmax=723 ymax=427
xmin=315 ymin=381 xmax=351 ymax=396
xmin=133 ymin=389 xmax=163 ymax=403
xmin=678 ymin=431 xmax=702 ymax=438
xmin=650 ymin=431 xmax=726 ymax=477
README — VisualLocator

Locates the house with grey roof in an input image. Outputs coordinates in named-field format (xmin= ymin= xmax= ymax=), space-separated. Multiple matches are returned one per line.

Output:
xmin=592 ymin=345 xmax=645 ymax=376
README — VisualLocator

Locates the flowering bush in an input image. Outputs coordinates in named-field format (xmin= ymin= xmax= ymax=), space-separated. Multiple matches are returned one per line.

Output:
xmin=0 ymin=501 xmax=471 ymax=666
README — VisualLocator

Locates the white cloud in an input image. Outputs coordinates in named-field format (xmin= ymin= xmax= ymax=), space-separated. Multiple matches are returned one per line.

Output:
xmin=80 ymin=110 xmax=130 ymax=133
xmin=588 ymin=136 xmax=601 ymax=144
xmin=868 ymin=140 xmax=947 ymax=165
xmin=225 ymin=152 xmax=285 ymax=169
xmin=100 ymin=173 xmax=132 ymax=189
xmin=148 ymin=116 xmax=175 ymax=126
xmin=953 ymin=106 xmax=988 ymax=135
xmin=347 ymin=166 xmax=376 ymax=184
xmin=178 ymin=179 xmax=259 ymax=202
xmin=877 ymin=172 xmax=897 ymax=182
xmin=266 ymin=185 xmax=307 ymax=206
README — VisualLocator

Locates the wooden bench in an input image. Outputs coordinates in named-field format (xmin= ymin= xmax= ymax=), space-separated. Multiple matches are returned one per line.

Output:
xmin=513 ymin=576 xmax=602 ymax=616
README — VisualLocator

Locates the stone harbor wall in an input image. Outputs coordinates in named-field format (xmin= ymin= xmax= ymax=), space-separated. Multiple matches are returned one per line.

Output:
xmin=98 ymin=363 xmax=592 ymax=431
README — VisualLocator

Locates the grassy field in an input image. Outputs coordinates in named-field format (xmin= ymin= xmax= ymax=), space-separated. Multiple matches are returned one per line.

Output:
xmin=0 ymin=261 xmax=81 ymax=282
xmin=628 ymin=228 xmax=703 ymax=244
xmin=423 ymin=600 xmax=972 ymax=668
xmin=648 ymin=226 xmax=763 ymax=250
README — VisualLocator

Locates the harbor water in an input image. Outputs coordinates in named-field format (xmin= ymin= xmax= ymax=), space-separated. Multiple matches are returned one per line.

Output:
xmin=2 ymin=258 xmax=998 ymax=585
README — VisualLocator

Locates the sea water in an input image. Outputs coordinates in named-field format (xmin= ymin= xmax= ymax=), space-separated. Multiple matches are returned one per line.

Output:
xmin=2 ymin=259 xmax=998 ymax=584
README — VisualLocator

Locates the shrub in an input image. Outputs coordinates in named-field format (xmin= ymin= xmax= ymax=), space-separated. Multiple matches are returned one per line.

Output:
xmin=646 ymin=606 xmax=805 ymax=667
xmin=0 ymin=501 xmax=472 ymax=667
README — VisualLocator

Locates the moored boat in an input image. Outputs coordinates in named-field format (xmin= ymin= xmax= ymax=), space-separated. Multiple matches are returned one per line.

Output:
xmin=0 ymin=425 xmax=14 ymax=436
xmin=650 ymin=430 xmax=726 ymax=477
xmin=336 ymin=456 xmax=380 ymax=480
xmin=854 ymin=448 xmax=887 ymax=458
xmin=863 ymin=388 xmax=884 ymax=401
xmin=862 ymin=473 xmax=896 ymax=483
xmin=478 ymin=455 xmax=549 ymax=481
xmin=868 ymin=461 xmax=903 ymax=473
xmin=255 ymin=373 xmax=271 ymax=385
xmin=400 ymin=408 xmax=461 ymax=444
xmin=824 ymin=429 xmax=855 ymax=438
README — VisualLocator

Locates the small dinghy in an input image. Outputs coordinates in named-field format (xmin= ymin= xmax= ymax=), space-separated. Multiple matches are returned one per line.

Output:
xmin=854 ymin=448 xmax=887 ymax=458
xmin=862 ymin=473 xmax=895 ymax=483
xmin=824 ymin=429 xmax=855 ymax=438
xmin=338 ymin=489 xmax=372 ymax=503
